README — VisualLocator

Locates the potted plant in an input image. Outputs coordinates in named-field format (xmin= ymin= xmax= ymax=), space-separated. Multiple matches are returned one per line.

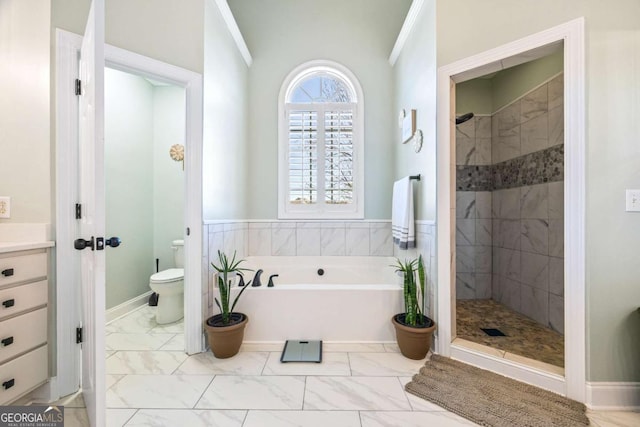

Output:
xmin=204 ymin=250 xmax=252 ymax=358
xmin=391 ymin=255 xmax=436 ymax=360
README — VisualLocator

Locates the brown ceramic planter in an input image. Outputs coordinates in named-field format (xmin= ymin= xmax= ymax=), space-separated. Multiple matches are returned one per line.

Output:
xmin=204 ymin=313 xmax=248 ymax=358
xmin=392 ymin=314 xmax=436 ymax=360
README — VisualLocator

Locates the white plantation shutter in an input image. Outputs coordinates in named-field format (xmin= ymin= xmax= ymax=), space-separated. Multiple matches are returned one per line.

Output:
xmin=279 ymin=62 xmax=363 ymax=219
xmin=324 ymin=109 xmax=353 ymax=204
xmin=288 ymin=110 xmax=318 ymax=204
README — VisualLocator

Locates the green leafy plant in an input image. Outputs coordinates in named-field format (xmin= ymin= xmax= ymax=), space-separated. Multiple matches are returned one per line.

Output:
xmin=211 ymin=250 xmax=252 ymax=325
xmin=393 ymin=255 xmax=428 ymax=327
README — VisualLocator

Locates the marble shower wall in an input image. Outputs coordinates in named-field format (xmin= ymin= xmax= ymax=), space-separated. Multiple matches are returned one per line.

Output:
xmin=455 ymin=190 xmax=493 ymax=300
xmin=491 ymin=74 xmax=564 ymax=334
xmin=455 ymin=74 xmax=565 ymax=334
xmin=455 ymin=115 xmax=493 ymax=301
xmin=491 ymin=182 xmax=564 ymax=334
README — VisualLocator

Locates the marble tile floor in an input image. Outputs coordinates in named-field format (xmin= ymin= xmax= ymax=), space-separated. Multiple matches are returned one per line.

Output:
xmin=42 ymin=305 xmax=640 ymax=426
xmin=456 ymin=299 xmax=564 ymax=368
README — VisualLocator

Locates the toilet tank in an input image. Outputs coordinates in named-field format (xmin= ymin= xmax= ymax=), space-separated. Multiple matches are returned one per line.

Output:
xmin=172 ymin=239 xmax=184 ymax=268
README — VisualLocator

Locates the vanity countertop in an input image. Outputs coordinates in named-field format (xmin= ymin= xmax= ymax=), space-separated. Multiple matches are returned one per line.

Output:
xmin=0 ymin=241 xmax=55 ymax=254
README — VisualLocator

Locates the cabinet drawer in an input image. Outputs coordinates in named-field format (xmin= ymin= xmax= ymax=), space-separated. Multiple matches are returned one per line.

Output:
xmin=0 ymin=308 xmax=47 ymax=364
xmin=0 ymin=253 xmax=47 ymax=287
xmin=0 ymin=345 xmax=47 ymax=405
xmin=0 ymin=280 xmax=47 ymax=320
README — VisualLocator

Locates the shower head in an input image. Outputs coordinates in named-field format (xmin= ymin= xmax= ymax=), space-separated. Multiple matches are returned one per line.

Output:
xmin=455 ymin=112 xmax=474 ymax=125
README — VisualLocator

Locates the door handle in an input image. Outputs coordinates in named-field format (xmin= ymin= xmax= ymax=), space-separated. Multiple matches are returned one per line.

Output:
xmin=75 ymin=236 xmax=120 ymax=251
xmin=95 ymin=237 xmax=121 ymax=250
xmin=2 ymin=379 xmax=14 ymax=390
xmin=1 ymin=269 xmax=13 ymax=277
xmin=2 ymin=299 xmax=14 ymax=308
xmin=74 ymin=237 xmax=94 ymax=250
xmin=1 ymin=337 xmax=13 ymax=347
xmin=106 ymin=237 xmax=121 ymax=248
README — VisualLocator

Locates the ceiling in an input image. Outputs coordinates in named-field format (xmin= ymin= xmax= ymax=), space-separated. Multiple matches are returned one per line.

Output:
xmin=226 ymin=0 xmax=413 ymax=59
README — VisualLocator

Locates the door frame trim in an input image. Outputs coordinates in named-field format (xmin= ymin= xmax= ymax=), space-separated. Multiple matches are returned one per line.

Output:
xmin=435 ymin=18 xmax=586 ymax=400
xmin=102 ymin=41 xmax=204 ymax=358
xmin=54 ymin=29 xmax=83 ymax=399
xmin=55 ymin=29 xmax=204 ymax=398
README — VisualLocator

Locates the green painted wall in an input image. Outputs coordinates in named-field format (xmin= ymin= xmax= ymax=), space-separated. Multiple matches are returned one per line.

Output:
xmin=456 ymin=50 xmax=563 ymax=116
xmin=202 ymin=0 xmax=250 ymax=220
xmin=51 ymin=0 xmax=250 ymax=221
xmin=456 ymin=79 xmax=493 ymax=116
xmin=153 ymin=87 xmax=186 ymax=272
xmin=437 ymin=0 xmax=640 ymax=382
xmin=393 ymin=0 xmax=437 ymax=221
xmin=52 ymin=0 xmax=204 ymax=73
xmin=105 ymin=69 xmax=185 ymax=309
xmin=492 ymin=50 xmax=563 ymax=111
xmin=105 ymin=69 xmax=155 ymax=309
xmin=228 ymin=0 xmax=412 ymax=219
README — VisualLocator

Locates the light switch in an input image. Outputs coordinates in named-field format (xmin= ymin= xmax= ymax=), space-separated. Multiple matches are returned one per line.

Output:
xmin=626 ymin=190 xmax=640 ymax=212
xmin=0 ymin=197 xmax=9 ymax=219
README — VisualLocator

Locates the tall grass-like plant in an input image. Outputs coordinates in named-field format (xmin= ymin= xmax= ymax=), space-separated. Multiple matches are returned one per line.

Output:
xmin=417 ymin=254 xmax=427 ymax=318
xmin=211 ymin=250 xmax=252 ymax=325
xmin=393 ymin=255 xmax=427 ymax=327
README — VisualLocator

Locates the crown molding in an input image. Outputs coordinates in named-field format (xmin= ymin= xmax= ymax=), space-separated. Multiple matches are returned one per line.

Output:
xmin=389 ymin=0 xmax=425 ymax=66
xmin=214 ymin=0 xmax=252 ymax=67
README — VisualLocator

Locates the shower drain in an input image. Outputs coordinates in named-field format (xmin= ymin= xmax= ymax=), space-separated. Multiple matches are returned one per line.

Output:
xmin=481 ymin=328 xmax=507 ymax=337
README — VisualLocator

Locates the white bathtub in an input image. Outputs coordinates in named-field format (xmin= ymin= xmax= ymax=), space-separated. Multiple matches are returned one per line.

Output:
xmin=230 ymin=256 xmax=403 ymax=342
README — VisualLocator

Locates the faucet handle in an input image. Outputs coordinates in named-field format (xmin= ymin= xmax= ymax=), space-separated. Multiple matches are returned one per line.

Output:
xmin=268 ymin=274 xmax=279 ymax=287
xmin=238 ymin=274 xmax=246 ymax=287
xmin=251 ymin=269 xmax=264 ymax=287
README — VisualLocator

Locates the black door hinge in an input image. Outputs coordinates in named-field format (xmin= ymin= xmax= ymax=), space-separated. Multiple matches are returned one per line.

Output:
xmin=76 ymin=327 xmax=83 ymax=344
xmin=75 ymin=79 xmax=82 ymax=96
xmin=75 ymin=203 xmax=82 ymax=219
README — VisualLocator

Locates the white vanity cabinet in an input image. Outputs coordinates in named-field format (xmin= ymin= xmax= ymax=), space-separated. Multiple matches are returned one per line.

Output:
xmin=0 ymin=246 xmax=50 ymax=405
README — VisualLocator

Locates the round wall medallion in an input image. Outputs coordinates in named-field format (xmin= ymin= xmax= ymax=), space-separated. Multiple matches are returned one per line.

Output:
xmin=413 ymin=130 xmax=423 ymax=153
xmin=170 ymin=144 xmax=184 ymax=162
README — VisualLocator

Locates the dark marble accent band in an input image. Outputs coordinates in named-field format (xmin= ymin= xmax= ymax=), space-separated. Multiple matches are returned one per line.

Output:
xmin=457 ymin=145 xmax=564 ymax=192
xmin=456 ymin=165 xmax=492 ymax=191
xmin=493 ymin=144 xmax=564 ymax=190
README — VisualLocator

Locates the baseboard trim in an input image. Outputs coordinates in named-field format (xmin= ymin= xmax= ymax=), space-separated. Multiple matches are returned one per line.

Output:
xmin=28 ymin=377 xmax=57 ymax=403
xmin=106 ymin=291 xmax=153 ymax=324
xmin=586 ymin=382 xmax=640 ymax=410
xmin=11 ymin=378 xmax=56 ymax=405
xmin=450 ymin=344 xmax=565 ymax=396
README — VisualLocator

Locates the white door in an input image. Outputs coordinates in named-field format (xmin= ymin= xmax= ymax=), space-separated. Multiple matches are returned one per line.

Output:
xmin=77 ymin=0 xmax=105 ymax=425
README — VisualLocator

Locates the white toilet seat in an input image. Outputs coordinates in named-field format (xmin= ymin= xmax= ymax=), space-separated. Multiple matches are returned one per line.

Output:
xmin=150 ymin=268 xmax=184 ymax=284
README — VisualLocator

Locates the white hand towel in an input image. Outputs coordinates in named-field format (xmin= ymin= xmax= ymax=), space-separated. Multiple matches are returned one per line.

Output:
xmin=392 ymin=176 xmax=415 ymax=249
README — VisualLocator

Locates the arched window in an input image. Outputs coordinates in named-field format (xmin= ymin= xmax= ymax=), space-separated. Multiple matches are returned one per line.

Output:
xmin=278 ymin=61 xmax=364 ymax=219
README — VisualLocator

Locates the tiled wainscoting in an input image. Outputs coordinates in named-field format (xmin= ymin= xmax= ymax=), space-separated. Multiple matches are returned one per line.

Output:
xmin=455 ymin=73 xmax=565 ymax=335
xmin=213 ymin=221 xmax=396 ymax=259
xmin=202 ymin=221 xmax=437 ymax=325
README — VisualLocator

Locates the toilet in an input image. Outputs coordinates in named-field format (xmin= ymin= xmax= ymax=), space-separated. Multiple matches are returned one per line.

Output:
xmin=149 ymin=239 xmax=184 ymax=324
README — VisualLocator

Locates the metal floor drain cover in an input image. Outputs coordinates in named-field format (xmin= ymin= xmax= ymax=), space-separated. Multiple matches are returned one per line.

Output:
xmin=280 ymin=340 xmax=322 ymax=363
xmin=481 ymin=328 xmax=507 ymax=337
